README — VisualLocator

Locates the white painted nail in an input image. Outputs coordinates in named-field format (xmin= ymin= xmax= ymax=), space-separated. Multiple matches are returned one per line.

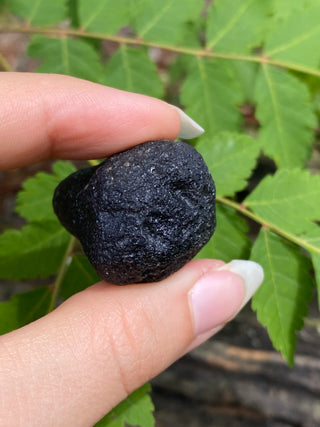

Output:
xmin=172 ymin=106 xmax=205 ymax=139
xmin=218 ymin=260 xmax=264 ymax=309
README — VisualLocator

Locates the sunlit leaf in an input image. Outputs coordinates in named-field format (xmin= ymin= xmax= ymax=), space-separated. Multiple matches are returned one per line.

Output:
xmin=16 ymin=161 xmax=76 ymax=223
xmin=251 ymin=228 xmax=313 ymax=366
xmin=104 ymin=45 xmax=164 ymax=98
xmin=206 ymin=0 xmax=272 ymax=53
xmin=28 ymin=36 xmax=104 ymax=82
xmin=254 ymin=65 xmax=316 ymax=168
xmin=181 ymin=58 xmax=242 ymax=137
xmin=196 ymin=132 xmax=260 ymax=197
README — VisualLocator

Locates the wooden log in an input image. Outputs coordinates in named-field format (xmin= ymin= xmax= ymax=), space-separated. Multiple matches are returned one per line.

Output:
xmin=152 ymin=339 xmax=320 ymax=426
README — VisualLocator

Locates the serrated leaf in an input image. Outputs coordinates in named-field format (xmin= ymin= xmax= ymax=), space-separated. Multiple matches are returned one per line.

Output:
xmin=245 ymin=169 xmax=320 ymax=238
xmin=227 ymin=60 xmax=260 ymax=103
xmin=60 ymin=255 xmax=100 ymax=300
xmin=180 ymin=58 xmax=242 ymax=137
xmin=16 ymin=161 xmax=76 ymax=223
xmin=28 ymin=35 xmax=104 ymax=82
xmin=0 ymin=287 xmax=51 ymax=335
xmin=104 ymin=45 xmax=164 ymax=98
xmin=254 ymin=65 xmax=316 ymax=168
xmin=196 ymin=204 xmax=251 ymax=262
xmin=8 ymin=0 xmax=67 ymax=26
xmin=265 ymin=5 xmax=320 ymax=68
xmin=0 ymin=222 xmax=69 ymax=280
xmin=251 ymin=228 xmax=313 ymax=366
xmin=206 ymin=0 xmax=271 ymax=53
xmin=132 ymin=0 xmax=203 ymax=44
xmin=79 ymin=0 xmax=129 ymax=33
xmin=95 ymin=383 xmax=154 ymax=427
xmin=196 ymin=132 xmax=260 ymax=197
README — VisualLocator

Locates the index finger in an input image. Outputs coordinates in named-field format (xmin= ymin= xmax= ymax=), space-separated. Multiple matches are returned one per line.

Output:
xmin=0 ymin=72 xmax=200 ymax=170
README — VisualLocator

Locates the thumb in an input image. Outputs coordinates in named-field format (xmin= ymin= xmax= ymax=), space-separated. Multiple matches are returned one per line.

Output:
xmin=0 ymin=258 xmax=263 ymax=426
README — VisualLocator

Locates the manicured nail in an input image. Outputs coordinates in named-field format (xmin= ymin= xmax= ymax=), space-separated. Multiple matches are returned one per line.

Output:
xmin=172 ymin=106 xmax=205 ymax=139
xmin=189 ymin=260 xmax=264 ymax=337
xmin=218 ymin=260 xmax=264 ymax=310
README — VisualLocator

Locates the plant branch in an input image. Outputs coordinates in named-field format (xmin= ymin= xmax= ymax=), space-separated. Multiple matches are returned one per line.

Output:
xmin=47 ymin=235 xmax=76 ymax=313
xmin=216 ymin=196 xmax=320 ymax=255
xmin=1 ymin=25 xmax=320 ymax=77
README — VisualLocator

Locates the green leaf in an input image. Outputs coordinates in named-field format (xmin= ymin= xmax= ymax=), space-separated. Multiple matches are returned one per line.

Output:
xmin=180 ymin=58 xmax=242 ymax=138
xmin=132 ymin=0 xmax=203 ymax=44
xmin=8 ymin=0 xmax=67 ymax=26
xmin=227 ymin=60 xmax=260 ymax=103
xmin=245 ymin=169 xmax=320 ymax=238
xmin=251 ymin=228 xmax=313 ymax=366
xmin=254 ymin=65 xmax=316 ymax=168
xmin=28 ymin=35 xmax=104 ymax=82
xmin=0 ymin=221 xmax=69 ymax=280
xmin=60 ymin=255 xmax=100 ymax=300
xmin=311 ymin=251 xmax=320 ymax=310
xmin=95 ymin=383 xmax=154 ymax=427
xmin=271 ymin=0 xmax=319 ymax=21
xmin=265 ymin=4 xmax=320 ymax=68
xmin=196 ymin=132 xmax=260 ymax=197
xmin=196 ymin=204 xmax=251 ymax=263
xmin=79 ymin=0 xmax=130 ymax=33
xmin=104 ymin=45 xmax=164 ymax=98
xmin=206 ymin=0 xmax=272 ymax=53
xmin=0 ymin=287 xmax=51 ymax=335
xmin=16 ymin=161 xmax=76 ymax=223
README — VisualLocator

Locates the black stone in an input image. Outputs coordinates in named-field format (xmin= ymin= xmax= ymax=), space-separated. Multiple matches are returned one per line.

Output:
xmin=53 ymin=140 xmax=216 ymax=285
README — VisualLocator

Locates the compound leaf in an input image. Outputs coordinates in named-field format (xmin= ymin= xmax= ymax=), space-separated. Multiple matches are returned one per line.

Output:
xmin=8 ymin=0 xmax=67 ymax=26
xmin=0 ymin=287 xmax=51 ymax=335
xmin=95 ymin=383 xmax=154 ymax=427
xmin=60 ymin=255 xmax=100 ymax=300
xmin=251 ymin=228 xmax=313 ymax=366
xmin=0 ymin=221 xmax=70 ymax=280
xmin=79 ymin=0 xmax=130 ymax=33
xmin=245 ymin=169 xmax=320 ymax=238
xmin=206 ymin=0 xmax=271 ymax=53
xmin=265 ymin=4 xmax=320 ymax=68
xmin=132 ymin=0 xmax=203 ymax=44
xmin=104 ymin=45 xmax=164 ymax=98
xmin=16 ymin=161 xmax=76 ymax=223
xmin=254 ymin=65 xmax=316 ymax=168
xmin=181 ymin=58 xmax=242 ymax=138
xmin=196 ymin=132 xmax=260 ymax=197
xmin=196 ymin=204 xmax=251 ymax=263
xmin=28 ymin=35 xmax=104 ymax=82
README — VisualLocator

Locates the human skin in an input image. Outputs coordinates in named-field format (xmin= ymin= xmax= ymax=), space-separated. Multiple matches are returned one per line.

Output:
xmin=0 ymin=73 xmax=262 ymax=426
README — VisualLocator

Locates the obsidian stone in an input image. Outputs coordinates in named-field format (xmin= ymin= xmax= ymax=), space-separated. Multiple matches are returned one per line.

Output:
xmin=53 ymin=140 xmax=216 ymax=285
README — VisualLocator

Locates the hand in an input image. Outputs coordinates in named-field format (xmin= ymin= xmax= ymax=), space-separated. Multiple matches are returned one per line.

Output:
xmin=0 ymin=72 xmax=263 ymax=426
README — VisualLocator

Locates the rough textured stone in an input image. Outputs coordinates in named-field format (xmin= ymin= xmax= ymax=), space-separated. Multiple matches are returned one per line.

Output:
xmin=53 ymin=140 xmax=216 ymax=285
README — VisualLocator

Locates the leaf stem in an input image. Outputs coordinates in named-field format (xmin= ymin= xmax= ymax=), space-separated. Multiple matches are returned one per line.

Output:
xmin=1 ymin=25 xmax=320 ymax=77
xmin=47 ymin=235 xmax=76 ymax=313
xmin=216 ymin=196 xmax=320 ymax=255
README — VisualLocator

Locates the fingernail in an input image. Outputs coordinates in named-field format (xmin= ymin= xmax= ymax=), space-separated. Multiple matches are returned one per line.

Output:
xmin=189 ymin=260 xmax=264 ymax=337
xmin=218 ymin=260 xmax=264 ymax=310
xmin=171 ymin=106 xmax=205 ymax=139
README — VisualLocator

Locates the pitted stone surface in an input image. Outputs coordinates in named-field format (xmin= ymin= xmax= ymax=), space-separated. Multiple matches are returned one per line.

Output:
xmin=53 ymin=140 xmax=216 ymax=285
